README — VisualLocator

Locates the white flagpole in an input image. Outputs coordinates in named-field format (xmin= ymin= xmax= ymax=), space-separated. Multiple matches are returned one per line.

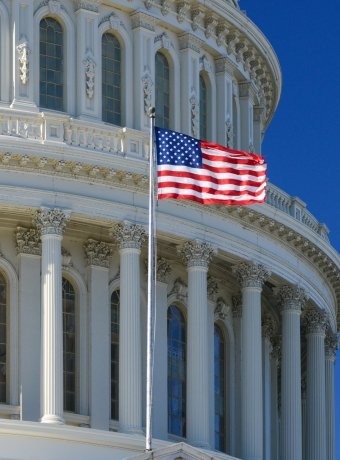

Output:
xmin=146 ymin=107 xmax=156 ymax=452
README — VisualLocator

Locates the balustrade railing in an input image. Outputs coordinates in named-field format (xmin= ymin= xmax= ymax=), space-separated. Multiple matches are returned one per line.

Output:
xmin=0 ymin=110 xmax=329 ymax=242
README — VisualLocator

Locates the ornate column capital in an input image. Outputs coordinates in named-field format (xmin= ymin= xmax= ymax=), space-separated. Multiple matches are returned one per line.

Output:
xmin=178 ymin=240 xmax=215 ymax=269
xmin=110 ymin=222 xmax=147 ymax=250
xmin=156 ymin=257 xmax=172 ymax=283
xmin=325 ymin=332 xmax=339 ymax=360
xmin=84 ymin=239 xmax=112 ymax=268
xmin=303 ymin=306 xmax=328 ymax=335
xmin=262 ymin=313 xmax=277 ymax=339
xmin=16 ymin=227 xmax=41 ymax=255
xmin=276 ymin=285 xmax=308 ymax=312
xmin=232 ymin=294 xmax=242 ymax=318
xmin=232 ymin=261 xmax=270 ymax=288
xmin=33 ymin=208 xmax=70 ymax=236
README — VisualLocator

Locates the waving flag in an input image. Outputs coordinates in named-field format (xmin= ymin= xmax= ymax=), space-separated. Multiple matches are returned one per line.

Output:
xmin=155 ymin=127 xmax=267 ymax=205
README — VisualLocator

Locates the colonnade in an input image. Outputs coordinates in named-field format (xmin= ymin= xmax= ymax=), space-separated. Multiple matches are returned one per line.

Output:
xmin=14 ymin=208 xmax=338 ymax=460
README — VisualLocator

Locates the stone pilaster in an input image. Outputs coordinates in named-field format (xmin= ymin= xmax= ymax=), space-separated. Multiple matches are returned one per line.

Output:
xmin=232 ymin=262 xmax=270 ymax=460
xmin=277 ymin=285 xmax=307 ymax=460
xmin=232 ymin=294 xmax=242 ymax=458
xmin=215 ymin=57 xmax=234 ymax=146
xmin=270 ymin=337 xmax=281 ymax=460
xmin=238 ymin=81 xmax=255 ymax=152
xmin=304 ymin=306 xmax=328 ymax=460
xmin=325 ymin=332 xmax=338 ymax=460
xmin=16 ymin=227 xmax=41 ymax=421
xmin=179 ymin=240 xmax=215 ymax=448
xmin=153 ymin=257 xmax=172 ymax=440
xmin=84 ymin=239 xmax=112 ymax=430
xmin=111 ymin=222 xmax=146 ymax=433
xmin=34 ymin=208 xmax=70 ymax=424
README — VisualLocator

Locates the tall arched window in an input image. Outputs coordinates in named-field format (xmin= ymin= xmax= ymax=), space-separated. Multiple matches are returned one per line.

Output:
xmin=39 ymin=17 xmax=64 ymax=111
xmin=0 ymin=272 xmax=6 ymax=403
xmin=155 ymin=52 xmax=170 ymax=129
xmin=111 ymin=289 xmax=120 ymax=420
xmin=214 ymin=324 xmax=226 ymax=451
xmin=102 ymin=33 xmax=121 ymax=125
xmin=167 ymin=304 xmax=186 ymax=437
xmin=62 ymin=277 xmax=76 ymax=412
xmin=199 ymin=73 xmax=208 ymax=140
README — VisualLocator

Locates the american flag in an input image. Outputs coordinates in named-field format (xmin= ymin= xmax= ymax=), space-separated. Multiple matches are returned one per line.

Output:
xmin=155 ymin=127 xmax=267 ymax=205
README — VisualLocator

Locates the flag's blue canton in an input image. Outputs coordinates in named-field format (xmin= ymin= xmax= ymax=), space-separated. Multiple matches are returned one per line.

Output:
xmin=155 ymin=128 xmax=202 ymax=168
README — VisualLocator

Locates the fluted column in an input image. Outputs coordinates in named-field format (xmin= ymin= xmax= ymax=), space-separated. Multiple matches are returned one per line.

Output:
xmin=111 ymin=222 xmax=146 ymax=433
xmin=84 ymin=239 xmax=112 ymax=430
xmin=304 ymin=306 xmax=328 ymax=460
xmin=16 ymin=227 xmax=41 ymax=421
xmin=231 ymin=294 xmax=242 ymax=458
xmin=233 ymin=262 xmax=270 ymax=460
xmin=277 ymin=285 xmax=307 ymax=460
xmin=262 ymin=315 xmax=276 ymax=460
xmin=179 ymin=240 xmax=215 ymax=448
xmin=34 ymin=208 xmax=70 ymax=424
xmin=270 ymin=338 xmax=281 ymax=460
xmin=325 ymin=332 xmax=338 ymax=460
xmin=153 ymin=257 xmax=171 ymax=440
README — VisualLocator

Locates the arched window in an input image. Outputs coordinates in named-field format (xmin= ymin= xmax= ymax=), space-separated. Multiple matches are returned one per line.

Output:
xmin=214 ymin=324 xmax=226 ymax=451
xmin=62 ymin=277 xmax=76 ymax=412
xmin=0 ymin=272 xmax=6 ymax=403
xmin=155 ymin=52 xmax=170 ymax=129
xmin=102 ymin=33 xmax=121 ymax=125
xmin=199 ymin=73 xmax=208 ymax=140
xmin=167 ymin=304 xmax=186 ymax=437
xmin=111 ymin=289 xmax=120 ymax=420
xmin=39 ymin=17 xmax=64 ymax=111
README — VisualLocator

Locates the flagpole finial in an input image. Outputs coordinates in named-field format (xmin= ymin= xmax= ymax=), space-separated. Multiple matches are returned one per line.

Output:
xmin=148 ymin=106 xmax=155 ymax=118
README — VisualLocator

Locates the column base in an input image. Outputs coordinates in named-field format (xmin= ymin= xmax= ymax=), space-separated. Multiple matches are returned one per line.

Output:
xmin=40 ymin=414 xmax=65 ymax=424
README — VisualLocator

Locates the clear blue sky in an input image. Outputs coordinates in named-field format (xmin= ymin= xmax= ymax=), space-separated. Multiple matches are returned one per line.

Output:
xmin=240 ymin=0 xmax=340 ymax=457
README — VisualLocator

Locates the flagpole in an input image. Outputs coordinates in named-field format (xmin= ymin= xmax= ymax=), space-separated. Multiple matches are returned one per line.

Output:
xmin=146 ymin=106 xmax=156 ymax=452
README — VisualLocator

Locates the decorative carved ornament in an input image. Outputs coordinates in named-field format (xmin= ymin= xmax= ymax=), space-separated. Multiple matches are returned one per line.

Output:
xmin=199 ymin=54 xmax=212 ymax=74
xmin=33 ymin=208 xmax=70 ymax=236
xmin=207 ymin=275 xmax=219 ymax=302
xmin=141 ymin=67 xmax=153 ymax=116
xmin=178 ymin=240 xmax=215 ymax=269
xmin=17 ymin=41 xmax=31 ymax=85
xmin=189 ymin=91 xmax=199 ymax=138
xmin=262 ymin=313 xmax=276 ymax=339
xmin=232 ymin=294 xmax=242 ymax=318
xmin=111 ymin=222 xmax=147 ymax=250
xmin=325 ymin=332 xmax=339 ymax=360
xmin=270 ymin=336 xmax=281 ymax=362
xmin=215 ymin=297 xmax=229 ymax=320
xmin=169 ymin=277 xmax=187 ymax=302
xmin=48 ymin=0 xmax=61 ymax=14
xmin=177 ymin=1 xmax=190 ymax=23
xmin=16 ymin=227 xmax=41 ymax=255
xmin=84 ymin=239 xmax=112 ymax=268
xmin=303 ymin=306 xmax=328 ymax=335
xmin=225 ymin=116 xmax=233 ymax=148
xmin=73 ymin=0 xmax=101 ymax=12
xmin=61 ymin=247 xmax=72 ymax=267
xmin=232 ymin=262 xmax=270 ymax=288
xmin=83 ymin=55 xmax=96 ymax=99
xmin=154 ymin=32 xmax=172 ymax=50
xmin=156 ymin=256 xmax=172 ymax=283
xmin=161 ymin=0 xmax=173 ymax=16
xmin=276 ymin=285 xmax=308 ymax=312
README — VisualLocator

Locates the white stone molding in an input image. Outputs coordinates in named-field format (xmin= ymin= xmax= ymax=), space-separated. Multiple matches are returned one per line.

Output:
xmin=156 ymin=257 xmax=172 ymax=283
xmin=189 ymin=90 xmax=199 ymax=138
xmin=130 ymin=11 xmax=155 ymax=32
xmin=17 ymin=41 xmax=31 ymax=85
xmin=33 ymin=1 xmax=76 ymax=113
xmin=204 ymin=14 xmax=218 ymax=39
xmin=16 ymin=227 xmax=41 ymax=255
xmin=110 ymin=222 xmax=147 ymax=250
xmin=61 ymin=247 xmax=72 ymax=268
xmin=199 ymin=54 xmax=213 ymax=74
xmin=84 ymin=239 xmax=112 ymax=268
xmin=191 ymin=6 xmax=205 ymax=32
xmin=141 ymin=67 xmax=154 ymax=116
xmin=176 ymin=0 xmax=190 ymax=23
xmin=215 ymin=23 xmax=229 ymax=47
xmin=226 ymin=30 xmax=240 ymax=56
xmin=83 ymin=54 xmax=96 ymax=99
xmin=232 ymin=261 xmax=271 ymax=288
xmin=178 ymin=240 xmax=215 ymax=269
xmin=73 ymin=0 xmax=101 ymax=13
xmin=160 ymin=0 xmax=173 ymax=16
xmin=154 ymin=32 xmax=173 ymax=51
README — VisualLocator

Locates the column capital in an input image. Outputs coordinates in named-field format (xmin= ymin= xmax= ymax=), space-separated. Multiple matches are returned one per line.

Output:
xmin=232 ymin=294 xmax=242 ymax=318
xmin=232 ymin=261 xmax=270 ymax=288
xmin=303 ymin=306 xmax=328 ymax=335
xmin=33 ymin=208 xmax=70 ymax=236
xmin=156 ymin=257 xmax=172 ymax=283
xmin=178 ymin=240 xmax=215 ymax=269
xmin=325 ymin=332 xmax=339 ymax=360
xmin=84 ymin=239 xmax=112 ymax=268
xmin=276 ymin=285 xmax=308 ymax=312
xmin=15 ymin=226 xmax=41 ymax=255
xmin=262 ymin=313 xmax=277 ymax=339
xmin=110 ymin=222 xmax=147 ymax=250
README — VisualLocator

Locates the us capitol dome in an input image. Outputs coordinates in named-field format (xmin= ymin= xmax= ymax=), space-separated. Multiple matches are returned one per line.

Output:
xmin=0 ymin=1 xmax=338 ymax=460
